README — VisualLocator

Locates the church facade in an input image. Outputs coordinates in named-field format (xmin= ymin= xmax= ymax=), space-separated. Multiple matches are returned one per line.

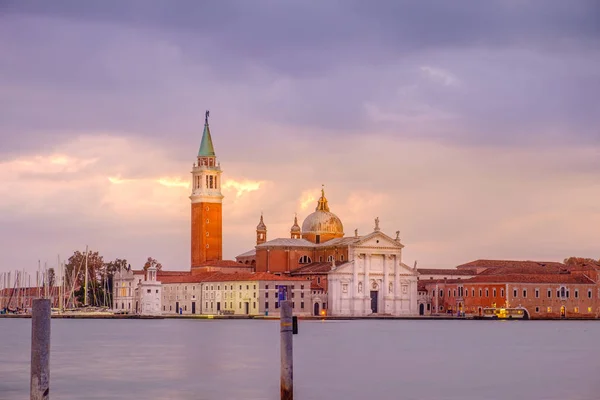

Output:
xmin=236 ymin=189 xmax=419 ymax=316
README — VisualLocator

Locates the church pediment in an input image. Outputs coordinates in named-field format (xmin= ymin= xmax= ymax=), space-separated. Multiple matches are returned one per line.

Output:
xmin=353 ymin=231 xmax=404 ymax=249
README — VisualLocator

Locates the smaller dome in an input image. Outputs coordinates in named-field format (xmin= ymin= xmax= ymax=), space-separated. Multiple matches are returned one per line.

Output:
xmin=256 ymin=214 xmax=266 ymax=231
xmin=290 ymin=214 xmax=301 ymax=233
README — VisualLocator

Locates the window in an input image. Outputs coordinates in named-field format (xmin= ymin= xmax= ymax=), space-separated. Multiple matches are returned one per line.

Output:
xmin=301 ymin=302 xmax=305 ymax=309
xmin=448 ymin=289 xmax=451 ymax=297
xmin=146 ymin=289 xmax=151 ymax=293
xmin=575 ymin=290 xmax=579 ymax=299
xmin=535 ymin=307 xmax=540 ymax=313
xmin=292 ymin=302 xmax=295 ymax=308
xmin=327 ymin=255 xmax=334 ymax=262
xmin=254 ymin=285 xmax=256 ymax=290
xmin=205 ymin=302 xmax=208 ymax=308
xmin=513 ymin=289 xmax=517 ymax=297
xmin=574 ymin=307 xmax=579 ymax=313
xmin=184 ymin=305 xmax=187 ymax=311
xmin=266 ymin=285 xmax=269 ymax=290
xmin=265 ymin=302 xmax=269 ymax=310
xmin=217 ymin=285 xmax=220 ymax=290
xmin=319 ymin=256 xmax=323 ymax=262
xmin=547 ymin=307 xmax=552 ymax=312
xmin=275 ymin=302 xmax=279 ymax=309
xmin=440 ymin=290 xmax=443 ymax=298
xmin=253 ymin=302 xmax=256 ymax=309
xmin=317 ymin=277 xmax=321 ymax=284
xmin=299 ymin=255 xmax=312 ymax=264
xmin=246 ymin=285 xmax=249 ymax=290
xmin=340 ymin=255 xmax=344 ymax=261
xmin=266 ymin=293 xmax=269 ymax=299
xmin=239 ymin=302 xmax=241 ymax=308
xmin=588 ymin=307 xmax=593 ymax=313
xmin=453 ymin=289 xmax=456 ymax=297
xmin=485 ymin=289 xmax=489 ymax=297
xmin=588 ymin=289 xmax=592 ymax=299
xmin=548 ymin=289 xmax=552 ymax=298
xmin=535 ymin=289 xmax=539 ymax=298
xmin=522 ymin=289 xmax=527 ymax=298
xmin=301 ymin=292 xmax=304 ymax=298
xmin=210 ymin=302 xmax=213 ymax=308
xmin=560 ymin=287 xmax=566 ymax=298
xmin=493 ymin=288 xmax=496 ymax=297
xmin=479 ymin=289 xmax=482 ymax=297
xmin=301 ymin=285 xmax=304 ymax=290
xmin=472 ymin=289 xmax=475 ymax=297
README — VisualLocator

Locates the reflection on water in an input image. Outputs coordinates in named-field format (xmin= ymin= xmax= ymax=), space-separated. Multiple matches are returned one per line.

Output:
xmin=1 ymin=319 xmax=599 ymax=400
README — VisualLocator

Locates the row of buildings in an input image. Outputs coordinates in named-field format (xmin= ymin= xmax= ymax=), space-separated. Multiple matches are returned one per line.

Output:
xmin=112 ymin=111 xmax=599 ymax=319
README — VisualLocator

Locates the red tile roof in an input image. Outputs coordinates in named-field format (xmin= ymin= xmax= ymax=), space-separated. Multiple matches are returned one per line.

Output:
xmin=457 ymin=259 xmax=566 ymax=271
xmin=311 ymin=283 xmax=325 ymax=291
xmin=159 ymin=271 xmax=305 ymax=284
xmin=417 ymin=268 xmax=476 ymax=275
xmin=292 ymin=261 xmax=347 ymax=274
xmin=193 ymin=260 xmax=245 ymax=268
xmin=466 ymin=274 xmax=595 ymax=284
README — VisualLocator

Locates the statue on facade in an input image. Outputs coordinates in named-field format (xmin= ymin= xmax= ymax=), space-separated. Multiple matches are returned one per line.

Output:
xmin=374 ymin=217 xmax=380 ymax=231
xmin=395 ymin=231 xmax=400 ymax=241
xmin=358 ymin=282 xmax=363 ymax=293
xmin=354 ymin=228 xmax=358 ymax=237
xmin=389 ymin=282 xmax=393 ymax=294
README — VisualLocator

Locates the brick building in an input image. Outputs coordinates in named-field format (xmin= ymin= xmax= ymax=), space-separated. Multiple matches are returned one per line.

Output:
xmin=421 ymin=259 xmax=600 ymax=319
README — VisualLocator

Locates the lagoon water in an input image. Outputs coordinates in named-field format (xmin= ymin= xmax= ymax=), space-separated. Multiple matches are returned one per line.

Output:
xmin=1 ymin=318 xmax=599 ymax=400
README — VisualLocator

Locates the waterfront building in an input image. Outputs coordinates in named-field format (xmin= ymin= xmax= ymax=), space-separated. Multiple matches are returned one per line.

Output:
xmin=159 ymin=272 xmax=309 ymax=316
xmin=139 ymin=266 xmax=162 ymax=316
xmin=421 ymin=259 xmax=600 ymax=319
xmin=235 ymin=189 xmax=419 ymax=316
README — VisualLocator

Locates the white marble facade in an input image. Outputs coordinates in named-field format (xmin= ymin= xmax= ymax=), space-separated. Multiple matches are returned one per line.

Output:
xmin=327 ymin=230 xmax=418 ymax=316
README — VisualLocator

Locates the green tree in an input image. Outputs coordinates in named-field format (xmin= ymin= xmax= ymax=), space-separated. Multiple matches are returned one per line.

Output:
xmin=143 ymin=257 xmax=162 ymax=271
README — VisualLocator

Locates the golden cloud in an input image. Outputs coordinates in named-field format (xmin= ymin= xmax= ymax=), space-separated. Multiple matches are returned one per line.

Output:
xmin=222 ymin=179 xmax=263 ymax=198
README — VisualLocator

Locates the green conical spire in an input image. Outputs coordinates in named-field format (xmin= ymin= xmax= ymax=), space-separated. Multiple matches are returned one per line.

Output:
xmin=198 ymin=110 xmax=216 ymax=157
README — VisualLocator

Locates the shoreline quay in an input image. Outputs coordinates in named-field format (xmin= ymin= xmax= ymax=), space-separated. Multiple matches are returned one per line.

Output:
xmin=1 ymin=314 xmax=598 ymax=321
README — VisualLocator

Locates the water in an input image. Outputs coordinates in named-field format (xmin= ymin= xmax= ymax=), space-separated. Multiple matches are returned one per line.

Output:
xmin=1 ymin=319 xmax=599 ymax=400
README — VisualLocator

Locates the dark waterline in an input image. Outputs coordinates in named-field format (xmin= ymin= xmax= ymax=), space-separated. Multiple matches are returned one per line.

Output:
xmin=1 ymin=319 xmax=599 ymax=400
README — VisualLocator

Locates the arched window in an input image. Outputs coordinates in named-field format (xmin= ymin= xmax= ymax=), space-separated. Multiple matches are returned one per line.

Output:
xmin=327 ymin=255 xmax=334 ymax=262
xmin=560 ymin=286 xmax=566 ymax=298
xmin=299 ymin=255 xmax=312 ymax=264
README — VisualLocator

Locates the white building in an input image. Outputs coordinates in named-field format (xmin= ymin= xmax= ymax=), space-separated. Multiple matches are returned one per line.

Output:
xmin=139 ymin=266 xmax=162 ymax=316
xmin=160 ymin=272 xmax=311 ymax=316
xmin=327 ymin=227 xmax=419 ymax=316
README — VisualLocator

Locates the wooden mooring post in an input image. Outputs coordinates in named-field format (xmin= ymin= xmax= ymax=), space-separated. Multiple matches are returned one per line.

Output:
xmin=31 ymin=298 xmax=51 ymax=400
xmin=280 ymin=300 xmax=293 ymax=400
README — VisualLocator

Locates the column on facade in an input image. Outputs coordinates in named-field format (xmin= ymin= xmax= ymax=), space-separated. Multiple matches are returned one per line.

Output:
xmin=364 ymin=253 xmax=371 ymax=314
xmin=383 ymin=255 xmax=389 ymax=296
xmin=364 ymin=254 xmax=371 ymax=298
xmin=353 ymin=255 xmax=359 ymax=297
xmin=394 ymin=255 xmax=400 ymax=314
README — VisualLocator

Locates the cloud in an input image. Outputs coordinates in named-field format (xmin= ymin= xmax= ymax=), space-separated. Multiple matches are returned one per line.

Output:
xmin=1 ymin=2 xmax=599 ymax=273
xmin=420 ymin=66 xmax=459 ymax=86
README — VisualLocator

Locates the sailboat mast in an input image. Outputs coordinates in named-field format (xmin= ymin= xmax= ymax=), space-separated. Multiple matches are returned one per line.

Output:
xmin=84 ymin=246 xmax=89 ymax=306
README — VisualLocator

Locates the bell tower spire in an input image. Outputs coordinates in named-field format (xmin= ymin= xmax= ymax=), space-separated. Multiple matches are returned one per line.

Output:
xmin=190 ymin=110 xmax=224 ymax=270
xmin=256 ymin=213 xmax=267 ymax=245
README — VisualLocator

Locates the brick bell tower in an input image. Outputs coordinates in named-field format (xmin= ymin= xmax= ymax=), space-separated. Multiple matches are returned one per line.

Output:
xmin=190 ymin=110 xmax=223 ymax=269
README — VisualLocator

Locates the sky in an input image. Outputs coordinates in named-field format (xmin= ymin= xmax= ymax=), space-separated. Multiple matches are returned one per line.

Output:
xmin=1 ymin=0 xmax=599 ymax=275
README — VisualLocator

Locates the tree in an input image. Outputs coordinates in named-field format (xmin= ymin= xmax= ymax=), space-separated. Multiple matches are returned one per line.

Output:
xmin=143 ymin=257 xmax=162 ymax=271
xmin=47 ymin=268 xmax=56 ymax=288
xmin=564 ymin=257 xmax=600 ymax=266
xmin=64 ymin=250 xmax=106 ymax=307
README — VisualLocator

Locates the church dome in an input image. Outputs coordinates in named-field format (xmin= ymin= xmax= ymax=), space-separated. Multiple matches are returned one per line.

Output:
xmin=301 ymin=188 xmax=344 ymax=239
